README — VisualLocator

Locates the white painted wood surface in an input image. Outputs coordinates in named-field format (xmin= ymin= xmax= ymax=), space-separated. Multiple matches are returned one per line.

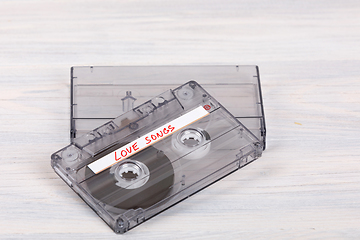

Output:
xmin=1 ymin=0 xmax=360 ymax=239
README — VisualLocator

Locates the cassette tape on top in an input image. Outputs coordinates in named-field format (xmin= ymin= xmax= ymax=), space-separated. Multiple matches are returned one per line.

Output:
xmin=51 ymin=81 xmax=263 ymax=233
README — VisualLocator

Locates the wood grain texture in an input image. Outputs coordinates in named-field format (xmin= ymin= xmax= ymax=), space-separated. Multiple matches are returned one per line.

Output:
xmin=0 ymin=0 xmax=360 ymax=239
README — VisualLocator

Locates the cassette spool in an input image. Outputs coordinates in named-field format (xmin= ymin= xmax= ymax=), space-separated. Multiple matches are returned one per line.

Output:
xmin=51 ymin=81 xmax=264 ymax=233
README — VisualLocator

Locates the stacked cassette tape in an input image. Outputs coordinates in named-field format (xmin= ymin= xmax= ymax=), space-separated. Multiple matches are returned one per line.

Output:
xmin=51 ymin=66 xmax=266 ymax=233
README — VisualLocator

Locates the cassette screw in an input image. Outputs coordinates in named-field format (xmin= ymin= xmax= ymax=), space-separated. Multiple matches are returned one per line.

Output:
xmin=61 ymin=146 xmax=79 ymax=162
xmin=189 ymin=82 xmax=196 ymax=89
xmin=117 ymin=218 xmax=124 ymax=228
xmin=178 ymin=86 xmax=194 ymax=100
xmin=129 ymin=122 xmax=139 ymax=130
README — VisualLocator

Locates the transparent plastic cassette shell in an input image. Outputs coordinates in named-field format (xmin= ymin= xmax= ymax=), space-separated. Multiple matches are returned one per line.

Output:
xmin=71 ymin=66 xmax=266 ymax=149
xmin=52 ymin=81 xmax=264 ymax=233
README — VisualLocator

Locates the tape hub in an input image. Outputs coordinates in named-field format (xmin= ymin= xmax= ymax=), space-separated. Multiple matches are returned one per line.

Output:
xmin=172 ymin=128 xmax=211 ymax=160
xmin=118 ymin=162 xmax=140 ymax=180
xmin=179 ymin=128 xmax=204 ymax=147
xmin=111 ymin=160 xmax=150 ymax=189
xmin=121 ymin=170 xmax=138 ymax=180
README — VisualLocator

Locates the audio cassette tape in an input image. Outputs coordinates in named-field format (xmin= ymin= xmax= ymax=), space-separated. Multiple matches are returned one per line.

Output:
xmin=51 ymin=80 xmax=264 ymax=233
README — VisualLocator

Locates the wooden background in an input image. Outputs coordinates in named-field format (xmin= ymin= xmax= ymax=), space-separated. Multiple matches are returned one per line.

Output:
xmin=1 ymin=0 xmax=359 ymax=239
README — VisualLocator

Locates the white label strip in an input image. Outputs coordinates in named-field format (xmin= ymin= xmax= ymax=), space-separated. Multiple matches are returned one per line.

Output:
xmin=87 ymin=106 xmax=210 ymax=174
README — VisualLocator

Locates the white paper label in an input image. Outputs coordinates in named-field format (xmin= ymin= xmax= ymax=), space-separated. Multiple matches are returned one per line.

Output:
xmin=87 ymin=106 xmax=210 ymax=174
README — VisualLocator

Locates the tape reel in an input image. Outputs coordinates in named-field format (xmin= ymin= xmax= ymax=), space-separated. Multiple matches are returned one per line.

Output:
xmin=85 ymin=146 xmax=174 ymax=210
